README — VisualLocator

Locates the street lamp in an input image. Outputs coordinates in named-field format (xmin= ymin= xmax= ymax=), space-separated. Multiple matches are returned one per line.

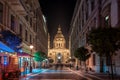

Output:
xmin=30 ymin=45 xmax=34 ymax=50
xmin=30 ymin=45 xmax=34 ymax=73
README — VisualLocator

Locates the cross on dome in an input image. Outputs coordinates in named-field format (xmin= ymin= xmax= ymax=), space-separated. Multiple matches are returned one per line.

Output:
xmin=57 ymin=25 xmax=62 ymax=34
xmin=58 ymin=25 xmax=61 ymax=30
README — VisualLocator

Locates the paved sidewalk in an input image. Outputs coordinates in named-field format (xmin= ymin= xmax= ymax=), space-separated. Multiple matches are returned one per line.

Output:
xmin=87 ymin=71 xmax=120 ymax=80
xmin=69 ymin=67 xmax=120 ymax=80
xmin=20 ymin=68 xmax=47 ymax=79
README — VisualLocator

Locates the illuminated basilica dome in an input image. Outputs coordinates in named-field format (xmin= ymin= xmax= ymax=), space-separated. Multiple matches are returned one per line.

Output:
xmin=48 ymin=25 xmax=70 ymax=63
xmin=53 ymin=25 xmax=66 ymax=49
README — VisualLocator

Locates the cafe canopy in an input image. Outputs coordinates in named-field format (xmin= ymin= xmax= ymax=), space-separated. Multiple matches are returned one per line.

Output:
xmin=0 ymin=41 xmax=15 ymax=53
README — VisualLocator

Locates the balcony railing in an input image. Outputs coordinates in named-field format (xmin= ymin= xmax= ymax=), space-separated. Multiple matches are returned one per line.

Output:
xmin=7 ymin=0 xmax=27 ymax=16
xmin=0 ymin=23 xmax=5 ymax=31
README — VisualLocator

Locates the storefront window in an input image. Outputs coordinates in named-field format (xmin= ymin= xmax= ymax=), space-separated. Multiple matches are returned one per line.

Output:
xmin=4 ymin=56 xmax=8 ymax=65
xmin=0 ymin=56 xmax=1 ymax=64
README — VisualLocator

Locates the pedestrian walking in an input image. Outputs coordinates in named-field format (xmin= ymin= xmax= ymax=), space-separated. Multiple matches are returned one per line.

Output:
xmin=69 ymin=64 xmax=72 ymax=69
xmin=60 ymin=64 xmax=63 ymax=70
xmin=30 ymin=66 xmax=32 ymax=73
xmin=55 ymin=64 xmax=58 ymax=70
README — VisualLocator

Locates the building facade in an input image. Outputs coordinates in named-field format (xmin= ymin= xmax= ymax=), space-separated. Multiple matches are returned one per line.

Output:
xmin=69 ymin=0 xmax=120 ymax=74
xmin=0 ymin=0 xmax=48 ymax=75
xmin=48 ymin=25 xmax=70 ymax=64
xmin=36 ymin=10 xmax=48 ymax=54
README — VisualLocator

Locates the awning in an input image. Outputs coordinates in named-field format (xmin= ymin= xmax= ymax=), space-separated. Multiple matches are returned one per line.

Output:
xmin=0 ymin=30 xmax=22 ymax=52
xmin=17 ymin=52 xmax=32 ymax=57
xmin=0 ymin=41 xmax=15 ymax=53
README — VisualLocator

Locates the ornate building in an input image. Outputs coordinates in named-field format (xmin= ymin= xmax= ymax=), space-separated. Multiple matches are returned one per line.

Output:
xmin=0 ymin=0 xmax=48 ymax=76
xmin=69 ymin=0 xmax=120 ymax=75
xmin=48 ymin=25 xmax=70 ymax=64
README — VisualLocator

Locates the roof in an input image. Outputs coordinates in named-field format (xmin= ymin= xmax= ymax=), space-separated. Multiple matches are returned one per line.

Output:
xmin=54 ymin=25 xmax=65 ymax=39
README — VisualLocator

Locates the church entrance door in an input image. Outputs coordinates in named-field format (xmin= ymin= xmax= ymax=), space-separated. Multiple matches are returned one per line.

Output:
xmin=57 ymin=53 xmax=62 ymax=63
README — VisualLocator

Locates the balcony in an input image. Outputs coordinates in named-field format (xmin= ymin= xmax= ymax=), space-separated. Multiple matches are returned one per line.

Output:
xmin=33 ymin=17 xmax=37 ymax=23
xmin=0 ymin=23 xmax=5 ymax=32
xmin=7 ymin=0 xmax=27 ymax=16
xmin=29 ymin=11 xmax=34 ymax=17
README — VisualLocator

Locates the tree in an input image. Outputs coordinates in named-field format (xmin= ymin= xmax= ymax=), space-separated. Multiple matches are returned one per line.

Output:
xmin=34 ymin=51 xmax=47 ymax=68
xmin=74 ymin=46 xmax=90 ymax=70
xmin=48 ymin=58 xmax=54 ymax=63
xmin=34 ymin=51 xmax=47 ymax=62
xmin=88 ymin=27 xmax=120 ymax=79
xmin=68 ymin=58 xmax=76 ymax=63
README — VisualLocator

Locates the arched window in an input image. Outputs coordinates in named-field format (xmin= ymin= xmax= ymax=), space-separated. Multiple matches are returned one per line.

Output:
xmin=67 ymin=53 xmax=69 ymax=55
xmin=50 ymin=53 xmax=52 ymax=55
xmin=61 ymin=43 xmax=62 ymax=48
xmin=59 ymin=43 xmax=60 ymax=47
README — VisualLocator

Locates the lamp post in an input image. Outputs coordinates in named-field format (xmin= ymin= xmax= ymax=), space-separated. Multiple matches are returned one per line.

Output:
xmin=19 ymin=49 xmax=23 ymax=69
xmin=30 ymin=45 xmax=33 ymax=73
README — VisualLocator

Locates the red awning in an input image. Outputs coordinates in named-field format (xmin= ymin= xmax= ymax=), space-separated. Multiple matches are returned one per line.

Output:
xmin=17 ymin=52 xmax=32 ymax=57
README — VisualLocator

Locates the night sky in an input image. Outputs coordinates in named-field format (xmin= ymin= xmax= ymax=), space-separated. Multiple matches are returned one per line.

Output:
xmin=39 ymin=0 xmax=76 ymax=36
xmin=39 ymin=0 xmax=76 ymax=47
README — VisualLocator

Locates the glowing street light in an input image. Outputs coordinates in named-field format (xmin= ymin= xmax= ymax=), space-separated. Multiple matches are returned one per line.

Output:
xmin=58 ymin=56 xmax=61 ymax=59
xmin=30 ymin=45 xmax=34 ymax=49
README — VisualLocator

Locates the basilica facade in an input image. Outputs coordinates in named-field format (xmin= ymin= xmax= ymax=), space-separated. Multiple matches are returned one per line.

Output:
xmin=48 ymin=25 xmax=70 ymax=64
